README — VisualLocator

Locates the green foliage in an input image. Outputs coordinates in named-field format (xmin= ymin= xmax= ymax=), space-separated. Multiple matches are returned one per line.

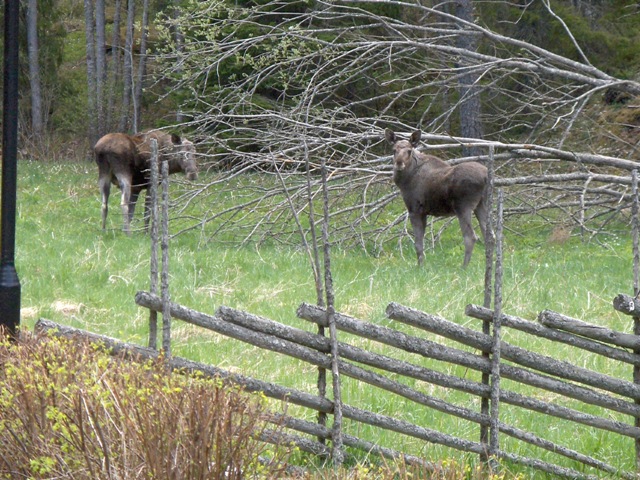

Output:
xmin=478 ymin=1 xmax=640 ymax=78
xmin=13 ymin=0 xmax=68 ymax=132
xmin=47 ymin=31 xmax=89 ymax=138
xmin=155 ymin=0 xmax=329 ymax=111
xmin=32 ymin=0 xmax=66 ymax=83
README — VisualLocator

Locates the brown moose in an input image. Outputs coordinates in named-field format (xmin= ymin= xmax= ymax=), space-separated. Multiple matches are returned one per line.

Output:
xmin=94 ymin=130 xmax=198 ymax=234
xmin=385 ymin=129 xmax=488 ymax=268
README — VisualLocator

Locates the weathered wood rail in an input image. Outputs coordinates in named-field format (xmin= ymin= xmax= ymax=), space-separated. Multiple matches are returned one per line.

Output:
xmin=142 ymin=161 xmax=640 ymax=477
xmin=127 ymin=290 xmax=640 ymax=479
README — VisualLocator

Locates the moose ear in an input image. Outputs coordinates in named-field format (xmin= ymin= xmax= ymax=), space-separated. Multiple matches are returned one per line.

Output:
xmin=409 ymin=130 xmax=421 ymax=147
xmin=384 ymin=128 xmax=396 ymax=144
xmin=170 ymin=133 xmax=182 ymax=145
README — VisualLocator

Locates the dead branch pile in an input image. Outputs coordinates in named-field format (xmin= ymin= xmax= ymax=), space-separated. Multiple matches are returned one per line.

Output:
xmin=169 ymin=127 xmax=638 ymax=251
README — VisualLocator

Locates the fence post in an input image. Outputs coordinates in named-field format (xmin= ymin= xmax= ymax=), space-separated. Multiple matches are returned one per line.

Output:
xmin=631 ymin=169 xmax=640 ymax=472
xmin=480 ymin=145 xmax=496 ymax=461
xmin=304 ymin=136 xmax=328 ymax=444
xmin=148 ymin=139 xmax=159 ymax=350
xmin=161 ymin=157 xmax=171 ymax=355
xmin=484 ymin=145 xmax=496 ymax=309
xmin=321 ymin=148 xmax=343 ymax=466
xmin=489 ymin=189 xmax=505 ymax=472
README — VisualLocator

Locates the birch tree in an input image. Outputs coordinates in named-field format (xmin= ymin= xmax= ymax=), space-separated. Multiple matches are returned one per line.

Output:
xmin=107 ymin=0 xmax=122 ymax=130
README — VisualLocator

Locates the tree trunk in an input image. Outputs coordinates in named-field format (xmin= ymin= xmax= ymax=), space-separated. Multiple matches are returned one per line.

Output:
xmin=134 ymin=0 xmax=150 ymax=132
xmin=107 ymin=0 xmax=122 ymax=131
xmin=119 ymin=0 xmax=135 ymax=132
xmin=26 ymin=0 xmax=44 ymax=138
xmin=454 ymin=0 xmax=484 ymax=157
xmin=95 ymin=0 xmax=107 ymax=137
xmin=84 ymin=0 xmax=98 ymax=149
xmin=172 ymin=1 xmax=185 ymax=123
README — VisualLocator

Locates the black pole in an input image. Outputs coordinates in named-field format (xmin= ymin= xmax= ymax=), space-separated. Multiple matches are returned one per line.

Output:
xmin=0 ymin=0 xmax=21 ymax=334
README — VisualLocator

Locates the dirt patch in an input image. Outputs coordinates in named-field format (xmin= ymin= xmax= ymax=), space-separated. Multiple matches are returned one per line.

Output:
xmin=51 ymin=301 xmax=84 ymax=317
xmin=20 ymin=307 xmax=40 ymax=320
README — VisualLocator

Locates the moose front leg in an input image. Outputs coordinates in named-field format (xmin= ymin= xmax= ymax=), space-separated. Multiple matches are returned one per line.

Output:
xmin=98 ymin=176 xmax=111 ymax=231
xmin=409 ymin=212 xmax=426 ymax=266
xmin=128 ymin=189 xmax=141 ymax=230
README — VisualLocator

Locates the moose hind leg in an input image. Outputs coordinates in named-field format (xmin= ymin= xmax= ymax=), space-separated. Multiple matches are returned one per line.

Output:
xmin=457 ymin=209 xmax=478 ymax=268
xmin=99 ymin=176 xmax=111 ymax=231
xmin=118 ymin=178 xmax=132 ymax=235
xmin=409 ymin=212 xmax=426 ymax=266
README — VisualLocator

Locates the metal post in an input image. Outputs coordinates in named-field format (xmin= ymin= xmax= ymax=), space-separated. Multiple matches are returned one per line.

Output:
xmin=0 ymin=0 xmax=21 ymax=335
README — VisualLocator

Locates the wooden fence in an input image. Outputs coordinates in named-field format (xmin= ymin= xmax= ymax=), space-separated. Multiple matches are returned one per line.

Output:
xmin=35 ymin=149 xmax=640 ymax=478
xmin=37 ymin=285 xmax=640 ymax=479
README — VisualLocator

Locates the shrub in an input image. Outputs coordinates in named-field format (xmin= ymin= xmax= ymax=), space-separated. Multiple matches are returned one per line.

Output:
xmin=0 ymin=332 xmax=293 ymax=479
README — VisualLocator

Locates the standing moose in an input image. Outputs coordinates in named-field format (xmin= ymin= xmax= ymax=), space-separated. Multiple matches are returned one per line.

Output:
xmin=385 ymin=129 xmax=488 ymax=268
xmin=94 ymin=130 xmax=198 ymax=234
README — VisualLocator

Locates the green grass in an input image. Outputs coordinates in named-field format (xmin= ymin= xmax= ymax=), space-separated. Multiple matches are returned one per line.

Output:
xmin=15 ymin=159 xmax=640 ymax=477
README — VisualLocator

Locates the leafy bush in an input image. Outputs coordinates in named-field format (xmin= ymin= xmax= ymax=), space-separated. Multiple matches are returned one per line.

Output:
xmin=0 ymin=332 xmax=293 ymax=479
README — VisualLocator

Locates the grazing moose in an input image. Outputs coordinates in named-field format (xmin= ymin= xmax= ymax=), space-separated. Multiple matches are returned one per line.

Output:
xmin=94 ymin=130 xmax=198 ymax=234
xmin=385 ymin=129 xmax=488 ymax=268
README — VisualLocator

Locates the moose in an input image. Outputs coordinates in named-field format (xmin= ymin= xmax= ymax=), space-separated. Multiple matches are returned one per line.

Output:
xmin=385 ymin=129 xmax=488 ymax=268
xmin=94 ymin=130 xmax=198 ymax=234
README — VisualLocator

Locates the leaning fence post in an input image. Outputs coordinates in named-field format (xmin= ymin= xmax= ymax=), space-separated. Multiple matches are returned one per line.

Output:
xmin=302 ymin=134 xmax=327 ymax=444
xmin=161 ymin=157 xmax=171 ymax=355
xmin=148 ymin=139 xmax=159 ymax=350
xmin=480 ymin=145 xmax=496 ymax=459
xmin=632 ymin=169 xmax=640 ymax=472
xmin=483 ymin=145 xmax=496 ymax=309
xmin=321 ymin=149 xmax=343 ymax=466
xmin=489 ymin=189 xmax=505 ymax=472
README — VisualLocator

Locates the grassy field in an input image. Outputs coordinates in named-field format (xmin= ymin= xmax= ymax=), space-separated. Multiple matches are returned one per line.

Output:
xmin=16 ymin=159 xmax=640 ymax=477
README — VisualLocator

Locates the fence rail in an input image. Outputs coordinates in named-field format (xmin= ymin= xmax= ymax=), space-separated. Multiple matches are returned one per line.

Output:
xmin=138 ymin=154 xmax=640 ymax=478
xmin=127 ymin=290 xmax=639 ymax=479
